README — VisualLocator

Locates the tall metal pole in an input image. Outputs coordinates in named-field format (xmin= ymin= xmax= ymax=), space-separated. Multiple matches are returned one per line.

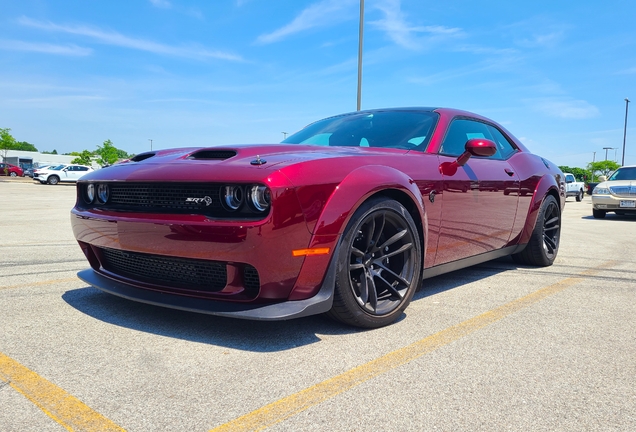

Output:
xmin=149 ymin=139 xmax=153 ymax=151
xmin=622 ymin=98 xmax=629 ymax=166
xmin=603 ymin=147 xmax=611 ymax=160
xmin=591 ymin=151 xmax=596 ymax=182
xmin=356 ymin=0 xmax=364 ymax=111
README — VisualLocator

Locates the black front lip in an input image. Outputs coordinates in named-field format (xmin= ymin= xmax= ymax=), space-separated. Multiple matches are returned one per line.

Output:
xmin=76 ymin=256 xmax=336 ymax=321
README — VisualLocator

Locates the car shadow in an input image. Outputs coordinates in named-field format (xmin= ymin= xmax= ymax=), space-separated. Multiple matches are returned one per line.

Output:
xmin=62 ymin=257 xmax=520 ymax=352
xmin=581 ymin=213 xmax=636 ymax=220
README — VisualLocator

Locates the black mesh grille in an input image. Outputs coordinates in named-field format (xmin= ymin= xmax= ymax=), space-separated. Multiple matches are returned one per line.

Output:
xmin=109 ymin=184 xmax=222 ymax=212
xmin=98 ymin=247 xmax=227 ymax=292
xmin=243 ymin=265 xmax=260 ymax=293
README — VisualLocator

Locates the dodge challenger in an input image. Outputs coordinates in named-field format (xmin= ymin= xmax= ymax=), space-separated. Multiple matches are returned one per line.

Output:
xmin=71 ymin=107 xmax=565 ymax=328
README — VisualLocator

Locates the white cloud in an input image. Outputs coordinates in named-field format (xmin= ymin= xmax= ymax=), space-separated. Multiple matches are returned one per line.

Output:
xmin=256 ymin=0 xmax=357 ymax=44
xmin=530 ymin=98 xmax=600 ymax=119
xmin=18 ymin=16 xmax=240 ymax=61
xmin=149 ymin=0 xmax=171 ymax=8
xmin=369 ymin=0 xmax=461 ymax=50
xmin=0 ymin=39 xmax=91 ymax=56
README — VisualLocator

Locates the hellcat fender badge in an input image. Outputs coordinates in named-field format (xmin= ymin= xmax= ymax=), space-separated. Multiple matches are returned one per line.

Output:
xmin=251 ymin=155 xmax=267 ymax=166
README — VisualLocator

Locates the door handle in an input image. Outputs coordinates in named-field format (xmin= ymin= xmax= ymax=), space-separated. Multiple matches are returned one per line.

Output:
xmin=504 ymin=168 xmax=515 ymax=177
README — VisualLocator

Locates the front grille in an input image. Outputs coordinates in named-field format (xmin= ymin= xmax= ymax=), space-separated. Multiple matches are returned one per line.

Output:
xmin=109 ymin=184 xmax=223 ymax=212
xmin=78 ymin=182 xmax=269 ymax=219
xmin=610 ymin=186 xmax=636 ymax=197
xmin=98 ymin=247 xmax=227 ymax=292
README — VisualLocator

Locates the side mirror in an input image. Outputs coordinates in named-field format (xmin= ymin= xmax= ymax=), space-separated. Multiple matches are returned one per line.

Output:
xmin=456 ymin=138 xmax=497 ymax=166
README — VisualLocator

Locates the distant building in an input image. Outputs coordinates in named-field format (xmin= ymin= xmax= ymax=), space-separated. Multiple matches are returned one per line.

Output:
xmin=2 ymin=150 xmax=99 ymax=169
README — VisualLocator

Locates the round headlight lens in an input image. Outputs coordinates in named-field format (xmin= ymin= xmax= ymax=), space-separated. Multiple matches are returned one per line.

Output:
xmin=221 ymin=185 xmax=244 ymax=211
xmin=97 ymin=183 xmax=109 ymax=203
xmin=248 ymin=185 xmax=271 ymax=212
xmin=85 ymin=184 xmax=95 ymax=203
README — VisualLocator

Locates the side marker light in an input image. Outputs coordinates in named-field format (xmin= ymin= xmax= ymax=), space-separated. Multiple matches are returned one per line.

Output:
xmin=292 ymin=248 xmax=331 ymax=257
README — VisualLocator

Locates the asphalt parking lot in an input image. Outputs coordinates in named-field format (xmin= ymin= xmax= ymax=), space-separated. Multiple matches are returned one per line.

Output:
xmin=1 ymin=178 xmax=634 ymax=431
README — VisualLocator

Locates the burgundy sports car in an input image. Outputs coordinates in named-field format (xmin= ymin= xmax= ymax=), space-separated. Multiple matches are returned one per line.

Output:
xmin=72 ymin=108 xmax=565 ymax=328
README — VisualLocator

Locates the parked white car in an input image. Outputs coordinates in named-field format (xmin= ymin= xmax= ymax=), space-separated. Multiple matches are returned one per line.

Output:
xmin=592 ymin=165 xmax=636 ymax=218
xmin=33 ymin=164 xmax=94 ymax=185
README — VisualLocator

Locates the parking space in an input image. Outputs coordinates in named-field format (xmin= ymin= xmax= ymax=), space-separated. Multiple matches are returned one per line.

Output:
xmin=1 ymin=179 xmax=634 ymax=431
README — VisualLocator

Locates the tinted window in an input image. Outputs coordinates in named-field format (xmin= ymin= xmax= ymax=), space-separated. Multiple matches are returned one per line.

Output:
xmin=441 ymin=119 xmax=517 ymax=160
xmin=609 ymin=167 xmax=636 ymax=180
xmin=78 ymin=166 xmax=89 ymax=171
xmin=565 ymin=174 xmax=575 ymax=182
xmin=283 ymin=111 xmax=438 ymax=151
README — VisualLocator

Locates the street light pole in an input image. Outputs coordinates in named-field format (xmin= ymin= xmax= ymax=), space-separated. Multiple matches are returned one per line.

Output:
xmin=149 ymin=139 xmax=153 ymax=151
xmin=603 ymin=146 xmax=612 ymax=160
xmin=356 ymin=0 xmax=364 ymax=111
xmin=591 ymin=151 xmax=596 ymax=182
xmin=622 ymin=98 xmax=629 ymax=166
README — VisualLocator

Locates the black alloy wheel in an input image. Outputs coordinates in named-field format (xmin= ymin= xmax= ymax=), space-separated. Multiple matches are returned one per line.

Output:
xmin=328 ymin=198 xmax=422 ymax=328
xmin=512 ymin=195 xmax=561 ymax=266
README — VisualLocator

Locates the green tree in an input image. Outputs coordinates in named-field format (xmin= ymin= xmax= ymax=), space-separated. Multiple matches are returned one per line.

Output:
xmin=71 ymin=150 xmax=94 ymax=166
xmin=95 ymin=139 xmax=119 ymax=166
xmin=0 ymin=128 xmax=17 ymax=165
xmin=14 ymin=141 xmax=38 ymax=152
xmin=588 ymin=160 xmax=620 ymax=179
xmin=41 ymin=149 xmax=58 ymax=154
xmin=558 ymin=166 xmax=591 ymax=182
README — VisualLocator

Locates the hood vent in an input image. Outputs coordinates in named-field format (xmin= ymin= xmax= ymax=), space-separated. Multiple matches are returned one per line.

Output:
xmin=188 ymin=149 xmax=237 ymax=160
xmin=130 ymin=153 xmax=156 ymax=162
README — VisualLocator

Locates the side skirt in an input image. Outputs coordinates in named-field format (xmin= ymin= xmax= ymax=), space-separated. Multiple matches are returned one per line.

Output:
xmin=422 ymin=245 xmax=524 ymax=280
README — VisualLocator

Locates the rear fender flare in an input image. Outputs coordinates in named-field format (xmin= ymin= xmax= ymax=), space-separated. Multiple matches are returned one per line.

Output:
xmin=518 ymin=174 xmax=562 ymax=245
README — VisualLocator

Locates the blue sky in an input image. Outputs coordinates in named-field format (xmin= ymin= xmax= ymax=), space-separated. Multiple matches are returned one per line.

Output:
xmin=1 ymin=0 xmax=635 ymax=168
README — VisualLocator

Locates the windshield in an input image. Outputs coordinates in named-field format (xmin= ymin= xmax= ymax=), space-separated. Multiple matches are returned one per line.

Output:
xmin=49 ymin=165 xmax=65 ymax=170
xmin=608 ymin=167 xmax=636 ymax=181
xmin=282 ymin=111 xmax=438 ymax=151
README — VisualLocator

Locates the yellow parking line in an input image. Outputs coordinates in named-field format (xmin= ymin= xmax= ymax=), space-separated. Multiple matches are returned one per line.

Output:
xmin=211 ymin=261 xmax=616 ymax=432
xmin=0 ymin=353 xmax=125 ymax=431
xmin=0 ymin=277 xmax=79 ymax=291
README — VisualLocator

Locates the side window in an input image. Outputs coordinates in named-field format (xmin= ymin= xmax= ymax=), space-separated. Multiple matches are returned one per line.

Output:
xmin=486 ymin=125 xmax=517 ymax=159
xmin=440 ymin=119 xmax=491 ymax=157
xmin=78 ymin=166 xmax=89 ymax=171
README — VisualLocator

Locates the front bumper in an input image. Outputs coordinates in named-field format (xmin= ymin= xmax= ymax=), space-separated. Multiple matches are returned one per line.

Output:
xmin=77 ymin=248 xmax=336 ymax=320
xmin=592 ymin=195 xmax=636 ymax=211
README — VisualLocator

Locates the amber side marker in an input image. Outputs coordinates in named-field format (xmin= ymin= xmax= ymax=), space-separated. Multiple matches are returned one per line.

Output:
xmin=291 ymin=247 xmax=330 ymax=257
xmin=210 ymin=261 xmax=616 ymax=432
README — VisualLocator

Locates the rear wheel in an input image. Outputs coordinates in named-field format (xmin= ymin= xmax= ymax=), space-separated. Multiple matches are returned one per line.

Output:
xmin=327 ymin=198 xmax=422 ymax=328
xmin=592 ymin=209 xmax=606 ymax=219
xmin=48 ymin=175 xmax=59 ymax=185
xmin=10 ymin=172 xmax=17 ymax=177
xmin=575 ymin=190 xmax=583 ymax=202
xmin=512 ymin=195 xmax=561 ymax=266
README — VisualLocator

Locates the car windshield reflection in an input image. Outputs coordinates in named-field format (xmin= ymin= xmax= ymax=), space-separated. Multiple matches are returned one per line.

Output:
xmin=282 ymin=111 xmax=438 ymax=151
xmin=608 ymin=167 xmax=636 ymax=181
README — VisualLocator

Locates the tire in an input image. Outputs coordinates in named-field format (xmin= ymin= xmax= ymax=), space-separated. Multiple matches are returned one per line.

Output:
xmin=47 ymin=175 xmax=59 ymax=185
xmin=10 ymin=172 xmax=17 ymax=177
xmin=327 ymin=198 xmax=422 ymax=328
xmin=575 ymin=190 xmax=583 ymax=202
xmin=512 ymin=195 xmax=561 ymax=266
xmin=592 ymin=209 xmax=606 ymax=219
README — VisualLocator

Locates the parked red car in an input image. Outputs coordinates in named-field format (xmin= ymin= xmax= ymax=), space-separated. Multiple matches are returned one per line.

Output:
xmin=0 ymin=163 xmax=24 ymax=177
xmin=72 ymin=107 xmax=565 ymax=328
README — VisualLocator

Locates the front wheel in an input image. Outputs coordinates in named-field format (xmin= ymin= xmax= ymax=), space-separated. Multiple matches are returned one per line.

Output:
xmin=592 ymin=209 xmax=606 ymax=219
xmin=10 ymin=172 xmax=17 ymax=177
xmin=512 ymin=195 xmax=561 ymax=266
xmin=327 ymin=198 xmax=422 ymax=328
xmin=47 ymin=176 xmax=59 ymax=185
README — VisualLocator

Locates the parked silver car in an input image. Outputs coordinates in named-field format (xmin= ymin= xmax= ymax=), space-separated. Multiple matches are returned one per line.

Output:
xmin=591 ymin=165 xmax=636 ymax=218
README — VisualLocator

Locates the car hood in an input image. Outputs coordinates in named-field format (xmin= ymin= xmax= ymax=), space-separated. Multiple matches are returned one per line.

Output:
xmin=79 ymin=144 xmax=411 ymax=184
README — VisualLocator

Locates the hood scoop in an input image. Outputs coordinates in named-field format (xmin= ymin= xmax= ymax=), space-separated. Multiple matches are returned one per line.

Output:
xmin=188 ymin=149 xmax=237 ymax=160
xmin=130 ymin=152 xmax=156 ymax=162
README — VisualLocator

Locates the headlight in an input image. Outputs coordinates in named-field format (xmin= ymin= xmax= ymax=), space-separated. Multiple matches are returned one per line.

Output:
xmin=593 ymin=187 xmax=610 ymax=195
xmin=248 ymin=185 xmax=271 ymax=212
xmin=85 ymin=184 xmax=95 ymax=203
xmin=221 ymin=185 xmax=244 ymax=211
xmin=97 ymin=184 xmax=109 ymax=203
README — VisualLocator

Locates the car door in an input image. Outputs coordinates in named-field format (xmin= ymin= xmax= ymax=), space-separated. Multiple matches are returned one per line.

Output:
xmin=434 ymin=118 xmax=520 ymax=266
